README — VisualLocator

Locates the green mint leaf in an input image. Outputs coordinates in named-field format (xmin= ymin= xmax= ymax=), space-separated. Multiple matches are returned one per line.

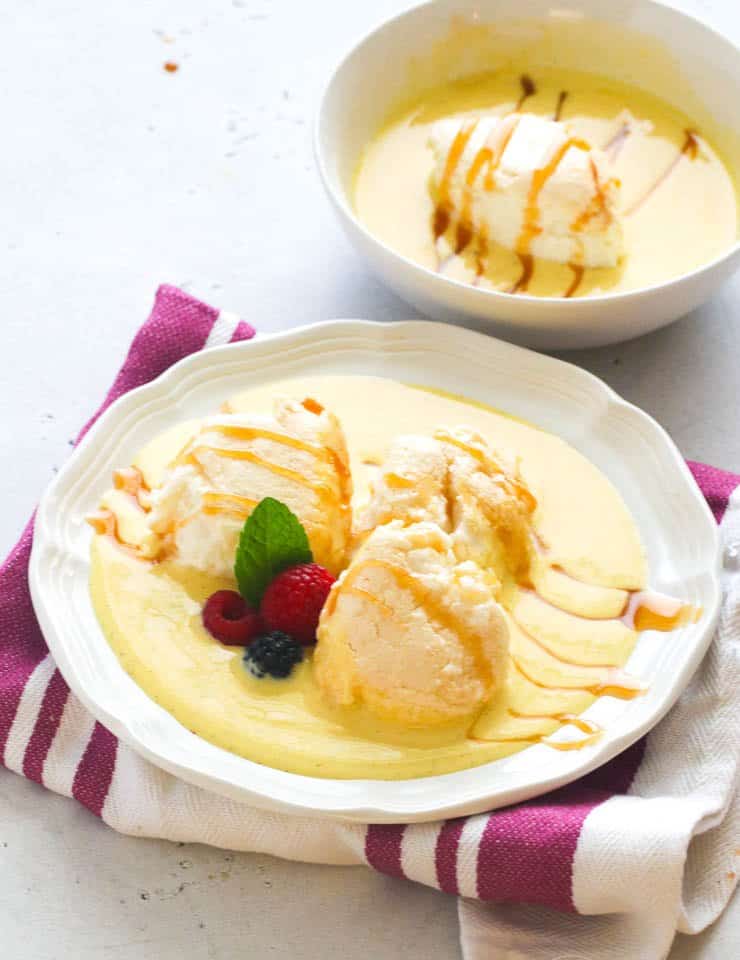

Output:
xmin=234 ymin=497 xmax=313 ymax=608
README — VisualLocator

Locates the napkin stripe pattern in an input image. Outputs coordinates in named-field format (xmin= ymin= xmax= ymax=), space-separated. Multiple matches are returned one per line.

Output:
xmin=1 ymin=285 xmax=736 ymax=921
xmin=0 ymin=286 xmax=254 ymax=818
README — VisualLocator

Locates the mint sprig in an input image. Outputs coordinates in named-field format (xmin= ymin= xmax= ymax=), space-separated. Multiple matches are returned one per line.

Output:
xmin=234 ymin=497 xmax=313 ymax=608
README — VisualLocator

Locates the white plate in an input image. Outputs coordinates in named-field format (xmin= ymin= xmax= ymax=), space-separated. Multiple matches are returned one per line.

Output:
xmin=30 ymin=321 xmax=721 ymax=822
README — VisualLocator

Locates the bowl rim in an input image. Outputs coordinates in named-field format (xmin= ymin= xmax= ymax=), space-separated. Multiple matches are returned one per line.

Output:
xmin=29 ymin=319 xmax=722 ymax=822
xmin=314 ymin=0 xmax=740 ymax=307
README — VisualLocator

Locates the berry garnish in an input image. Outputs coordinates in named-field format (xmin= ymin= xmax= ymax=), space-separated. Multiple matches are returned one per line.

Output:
xmin=260 ymin=562 xmax=335 ymax=645
xmin=243 ymin=631 xmax=303 ymax=679
xmin=202 ymin=590 xmax=262 ymax=646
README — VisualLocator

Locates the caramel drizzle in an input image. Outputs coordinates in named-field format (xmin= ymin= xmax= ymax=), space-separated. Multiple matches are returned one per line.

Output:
xmin=454 ymin=117 xmax=521 ymax=255
xmin=571 ymin=157 xmax=613 ymax=234
xmin=564 ymin=264 xmax=585 ymax=298
xmin=87 ymin=508 xmax=148 ymax=560
xmin=433 ymin=119 xmax=479 ymax=243
xmin=624 ymin=129 xmax=700 ymax=216
xmin=335 ymin=558 xmax=492 ymax=683
xmin=433 ymin=429 xmax=537 ymax=513
xmin=537 ymin=561 xmax=697 ymax=632
xmin=517 ymin=137 xmax=591 ymax=256
xmin=514 ymin=74 xmax=536 ymax=111
xmin=471 ymin=709 xmax=602 ymax=750
xmin=553 ymin=90 xmax=568 ymax=121
xmin=509 ymin=253 xmax=534 ymax=294
xmin=201 ymin=491 xmax=257 ymax=520
xmin=384 ymin=472 xmax=415 ymax=490
xmin=205 ymin=422 xmax=350 ymax=489
xmin=511 ymin=656 xmax=645 ymax=700
xmin=432 ymin=82 xmax=610 ymax=301
xmin=113 ymin=466 xmax=151 ymax=512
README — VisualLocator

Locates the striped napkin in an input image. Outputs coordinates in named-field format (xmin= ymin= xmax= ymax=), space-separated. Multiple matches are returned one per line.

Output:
xmin=1 ymin=285 xmax=737 ymax=960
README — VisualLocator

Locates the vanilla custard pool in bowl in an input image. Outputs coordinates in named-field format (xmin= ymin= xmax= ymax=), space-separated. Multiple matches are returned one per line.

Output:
xmin=317 ymin=3 xmax=740 ymax=347
xmin=354 ymin=67 xmax=738 ymax=299
xmin=88 ymin=376 xmax=694 ymax=780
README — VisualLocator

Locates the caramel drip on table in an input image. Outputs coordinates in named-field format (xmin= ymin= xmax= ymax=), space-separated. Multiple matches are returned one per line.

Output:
xmin=514 ymin=74 xmax=536 ymax=111
xmin=333 ymin=558 xmax=492 ymax=683
xmin=624 ymin=129 xmax=700 ymax=216
xmin=553 ymin=90 xmax=568 ymax=121
xmin=433 ymin=119 xmax=478 ymax=242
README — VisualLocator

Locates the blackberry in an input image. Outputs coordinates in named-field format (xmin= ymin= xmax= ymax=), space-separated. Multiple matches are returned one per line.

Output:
xmin=243 ymin=631 xmax=303 ymax=679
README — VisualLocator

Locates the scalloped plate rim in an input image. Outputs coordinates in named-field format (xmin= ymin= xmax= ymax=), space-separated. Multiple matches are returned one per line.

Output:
xmin=29 ymin=319 xmax=721 ymax=822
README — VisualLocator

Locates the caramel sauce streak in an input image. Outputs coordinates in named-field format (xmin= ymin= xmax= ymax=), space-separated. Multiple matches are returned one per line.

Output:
xmin=564 ymin=264 xmax=585 ymax=298
xmin=186 ymin=446 xmax=337 ymax=505
xmin=553 ymin=90 xmax=568 ymax=121
xmin=113 ymin=466 xmax=151 ymax=512
xmin=509 ymin=253 xmax=534 ymax=295
xmin=514 ymin=73 xmax=536 ymax=111
xmin=384 ymin=472 xmax=415 ymax=490
xmin=517 ymin=138 xmax=590 ymax=255
xmin=470 ymin=709 xmax=602 ymax=750
xmin=509 ymin=708 xmax=601 ymax=737
xmin=433 ymin=429 xmax=537 ymax=512
xmin=455 ymin=117 xmax=520 ymax=254
xmin=87 ymin=509 xmax=146 ymax=560
xmin=511 ymin=656 xmax=644 ymax=700
xmin=571 ymin=157 xmax=612 ymax=234
xmin=433 ymin=119 xmax=478 ymax=242
xmin=624 ymin=129 xmax=699 ymax=216
xmin=201 ymin=491 xmax=257 ymax=518
xmin=207 ymin=423 xmax=351 ymax=489
xmin=337 ymin=558 xmax=492 ymax=682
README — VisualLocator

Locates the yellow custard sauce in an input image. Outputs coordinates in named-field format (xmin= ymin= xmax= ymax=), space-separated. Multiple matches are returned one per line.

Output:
xmin=354 ymin=69 xmax=739 ymax=298
xmin=90 ymin=376 xmax=692 ymax=780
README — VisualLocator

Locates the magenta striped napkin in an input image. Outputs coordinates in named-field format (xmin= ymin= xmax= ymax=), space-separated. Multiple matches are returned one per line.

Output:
xmin=1 ymin=286 xmax=737 ymax=958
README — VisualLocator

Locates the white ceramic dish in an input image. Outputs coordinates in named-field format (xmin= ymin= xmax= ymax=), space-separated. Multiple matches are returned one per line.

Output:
xmin=30 ymin=321 xmax=721 ymax=822
xmin=316 ymin=0 xmax=740 ymax=350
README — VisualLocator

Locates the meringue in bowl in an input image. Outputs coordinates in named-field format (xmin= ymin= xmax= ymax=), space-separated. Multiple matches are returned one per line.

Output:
xmin=316 ymin=0 xmax=740 ymax=348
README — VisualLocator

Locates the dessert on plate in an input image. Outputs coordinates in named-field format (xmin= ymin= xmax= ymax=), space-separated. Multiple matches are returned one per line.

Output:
xmin=354 ymin=69 xmax=738 ymax=298
xmin=89 ymin=375 xmax=697 ymax=779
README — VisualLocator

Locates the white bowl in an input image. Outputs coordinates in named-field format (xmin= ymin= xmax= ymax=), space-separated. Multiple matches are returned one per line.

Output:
xmin=30 ymin=321 xmax=721 ymax=822
xmin=316 ymin=0 xmax=740 ymax=350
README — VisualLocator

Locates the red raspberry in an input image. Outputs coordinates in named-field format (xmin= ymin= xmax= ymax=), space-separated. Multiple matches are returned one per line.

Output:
xmin=260 ymin=563 xmax=335 ymax=645
xmin=202 ymin=590 xmax=262 ymax=646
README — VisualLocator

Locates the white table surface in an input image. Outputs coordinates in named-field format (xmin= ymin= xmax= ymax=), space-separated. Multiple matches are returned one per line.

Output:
xmin=1 ymin=1 xmax=738 ymax=957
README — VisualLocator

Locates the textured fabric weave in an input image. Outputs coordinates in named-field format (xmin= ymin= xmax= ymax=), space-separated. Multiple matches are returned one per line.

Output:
xmin=1 ymin=286 xmax=737 ymax=959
